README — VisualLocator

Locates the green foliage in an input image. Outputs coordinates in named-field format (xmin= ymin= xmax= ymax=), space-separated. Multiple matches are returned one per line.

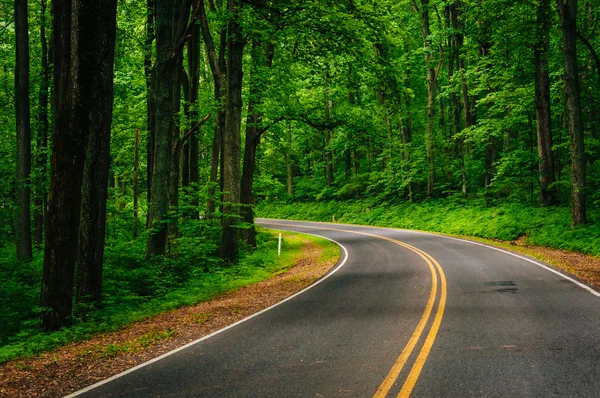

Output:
xmin=0 ymin=228 xmax=337 ymax=363
xmin=258 ymin=199 xmax=600 ymax=257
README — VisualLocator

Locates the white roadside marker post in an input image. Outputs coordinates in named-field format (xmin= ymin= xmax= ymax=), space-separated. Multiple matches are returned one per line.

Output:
xmin=278 ymin=233 xmax=282 ymax=256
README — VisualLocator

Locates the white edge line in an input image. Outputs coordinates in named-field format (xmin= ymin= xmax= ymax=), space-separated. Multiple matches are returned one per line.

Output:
xmin=64 ymin=231 xmax=349 ymax=397
xmin=438 ymin=235 xmax=600 ymax=297
xmin=258 ymin=218 xmax=600 ymax=298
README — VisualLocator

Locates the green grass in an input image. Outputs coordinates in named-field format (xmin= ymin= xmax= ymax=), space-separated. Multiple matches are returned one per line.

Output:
xmin=257 ymin=199 xmax=600 ymax=257
xmin=0 ymin=229 xmax=339 ymax=363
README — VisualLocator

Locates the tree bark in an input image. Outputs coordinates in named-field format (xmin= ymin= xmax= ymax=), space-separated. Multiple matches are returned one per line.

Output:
xmin=534 ymin=0 xmax=556 ymax=205
xmin=557 ymin=0 xmax=587 ymax=225
xmin=220 ymin=0 xmax=244 ymax=264
xmin=146 ymin=0 xmax=176 ymax=256
xmin=421 ymin=0 xmax=436 ymax=198
xmin=240 ymin=40 xmax=274 ymax=248
xmin=134 ymin=129 xmax=140 ymax=238
xmin=199 ymin=0 xmax=225 ymax=216
xmin=145 ymin=0 xmax=155 ymax=213
xmin=188 ymin=17 xmax=201 ymax=192
xmin=34 ymin=0 xmax=49 ymax=246
xmin=15 ymin=0 xmax=32 ymax=261
xmin=76 ymin=1 xmax=117 ymax=307
xmin=41 ymin=0 xmax=117 ymax=331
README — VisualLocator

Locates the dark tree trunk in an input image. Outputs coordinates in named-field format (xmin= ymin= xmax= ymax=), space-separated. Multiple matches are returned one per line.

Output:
xmin=557 ymin=0 xmax=587 ymax=226
xmin=199 ymin=0 xmax=225 ymax=216
xmin=188 ymin=18 xmax=201 ymax=192
xmin=324 ymin=91 xmax=334 ymax=186
xmin=145 ymin=0 xmax=155 ymax=213
xmin=241 ymin=40 xmax=272 ymax=248
xmin=534 ymin=0 xmax=556 ymax=205
xmin=220 ymin=0 xmax=244 ymax=264
xmin=41 ymin=0 xmax=117 ymax=331
xmin=240 ymin=39 xmax=274 ymax=247
xmin=146 ymin=0 xmax=176 ymax=256
xmin=15 ymin=0 xmax=32 ymax=261
xmin=401 ymin=94 xmax=414 ymax=202
xmin=421 ymin=0 xmax=436 ymax=198
xmin=134 ymin=129 xmax=140 ymax=238
xmin=76 ymin=1 xmax=117 ymax=307
xmin=286 ymin=126 xmax=294 ymax=196
xmin=181 ymin=68 xmax=191 ymax=188
xmin=34 ymin=0 xmax=49 ymax=246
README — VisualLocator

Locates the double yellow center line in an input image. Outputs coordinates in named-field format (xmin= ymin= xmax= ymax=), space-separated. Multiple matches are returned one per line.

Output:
xmin=266 ymin=222 xmax=447 ymax=398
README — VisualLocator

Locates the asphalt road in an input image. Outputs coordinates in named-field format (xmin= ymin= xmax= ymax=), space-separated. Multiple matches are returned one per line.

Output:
xmin=70 ymin=219 xmax=600 ymax=397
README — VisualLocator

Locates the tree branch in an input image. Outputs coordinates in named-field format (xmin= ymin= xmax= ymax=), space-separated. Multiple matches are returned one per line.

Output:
xmin=180 ymin=113 xmax=212 ymax=147
xmin=171 ymin=0 xmax=200 ymax=61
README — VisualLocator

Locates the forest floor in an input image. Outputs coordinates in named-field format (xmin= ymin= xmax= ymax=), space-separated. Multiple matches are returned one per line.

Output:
xmin=0 ymin=238 xmax=339 ymax=398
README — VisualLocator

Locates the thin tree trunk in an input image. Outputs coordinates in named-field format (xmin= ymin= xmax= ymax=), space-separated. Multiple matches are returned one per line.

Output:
xmin=199 ymin=0 xmax=225 ymax=216
xmin=220 ymin=0 xmax=244 ymax=264
xmin=133 ymin=128 xmax=140 ymax=238
xmin=557 ymin=0 xmax=587 ymax=225
xmin=146 ymin=0 xmax=176 ymax=256
xmin=145 ymin=0 xmax=155 ymax=215
xmin=534 ymin=0 xmax=556 ymax=205
xmin=15 ymin=0 xmax=32 ymax=261
xmin=421 ymin=0 xmax=436 ymax=198
xmin=42 ymin=0 xmax=117 ymax=331
xmin=188 ymin=17 xmax=201 ymax=194
xmin=286 ymin=125 xmax=294 ymax=196
xmin=34 ymin=0 xmax=49 ymax=246
xmin=240 ymin=40 xmax=274 ymax=248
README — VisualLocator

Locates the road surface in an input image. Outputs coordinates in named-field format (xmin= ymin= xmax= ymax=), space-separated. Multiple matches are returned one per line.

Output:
xmin=69 ymin=219 xmax=600 ymax=397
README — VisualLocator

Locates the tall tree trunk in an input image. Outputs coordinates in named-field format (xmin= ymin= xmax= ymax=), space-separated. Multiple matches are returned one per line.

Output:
xmin=188 ymin=17 xmax=201 ymax=194
xmin=146 ymin=0 xmax=176 ymax=256
xmin=534 ymin=0 xmax=556 ymax=205
xmin=240 ymin=40 xmax=274 ymax=248
xmin=145 ymin=0 xmax=155 ymax=215
xmin=42 ymin=0 xmax=117 ymax=331
xmin=76 ymin=2 xmax=117 ymax=307
xmin=286 ymin=126 xmax=294 ymax=196
xmin=324 ymin=91 xmax=334 ymax=186
xmin=220 ymin=0 xmax=244 ymax=264
xmin=401 ymin=94 xmax=415 ymax=202
xmin=557 ymin=0 xmax=587 ymax=225
xmin=421 ymin=0 xmax=436 ymax=198
xmin=34 ymin=0 xmax=49 ymax=246
xmin=133 ymin=129 xmax=140 ymax=238
xmin=181 ymin=68 xmax=190 ymax=188
xmin=199 ymin=0 xmax=225 ymax=216
xmin=15 ymin=0 xmax=32 ymax=261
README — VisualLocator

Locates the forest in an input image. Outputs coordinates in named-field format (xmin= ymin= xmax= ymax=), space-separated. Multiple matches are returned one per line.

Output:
xmin=1 ymin=0 xmax=599 ymax=361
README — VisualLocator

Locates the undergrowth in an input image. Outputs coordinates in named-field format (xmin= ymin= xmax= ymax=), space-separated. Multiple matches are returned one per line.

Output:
xmin=0 ymin=228 xmax=337 ymax=363
xmin=257 ymin=198 xmax=600 ymax=257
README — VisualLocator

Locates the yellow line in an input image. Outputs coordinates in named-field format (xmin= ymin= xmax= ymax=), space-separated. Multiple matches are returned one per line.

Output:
xmin=373 ymin=251 xmax=437 ymax=398
xmin=397 ymin=249 xmax=447 ymax=397
xmin=261 ymin=222 xmax=447 ymax=398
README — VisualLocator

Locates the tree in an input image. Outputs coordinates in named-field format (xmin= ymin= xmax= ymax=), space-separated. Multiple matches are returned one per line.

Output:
xmin=534 ymin=0 xmax=555 ymax=206
xmin=41 ymin=0 xmax=118 ymax=331
xmin=220 ymin=0 xmax=245 ymax=263
xmin=14 ymin=0 xmax=32 ymax=261
xmin=76 ymin=0 xmax=118 ymax=307
xmin=557 ymin=0 xmax=586 ymax=225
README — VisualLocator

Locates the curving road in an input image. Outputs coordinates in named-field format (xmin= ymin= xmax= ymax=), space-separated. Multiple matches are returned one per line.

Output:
xmin=70 ymin=219 xmax=600 ymax=397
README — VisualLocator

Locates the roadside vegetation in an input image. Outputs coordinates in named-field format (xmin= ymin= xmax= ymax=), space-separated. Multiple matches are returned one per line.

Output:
xmin=258 ymin=199 xmax=600 ymax=257
xmin=0 ymin=228 xmax=338 ymax=364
